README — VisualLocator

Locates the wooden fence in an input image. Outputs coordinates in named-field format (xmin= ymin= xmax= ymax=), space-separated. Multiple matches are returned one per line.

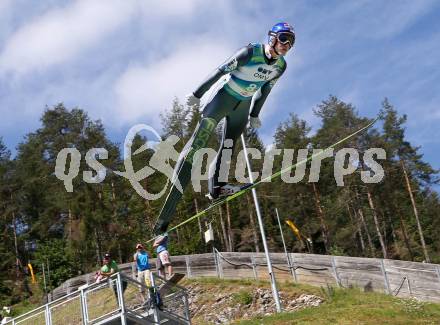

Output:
xmin=53 ymin=251 xmax=440 ymax=303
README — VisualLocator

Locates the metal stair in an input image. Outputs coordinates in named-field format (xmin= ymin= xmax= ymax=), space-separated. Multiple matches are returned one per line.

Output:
xmin=6 ymin=273 xmax=190 ymax=325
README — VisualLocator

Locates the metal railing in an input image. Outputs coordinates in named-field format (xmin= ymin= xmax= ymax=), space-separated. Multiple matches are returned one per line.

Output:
xmin=6 ymin=272 xmax=191 ymax=325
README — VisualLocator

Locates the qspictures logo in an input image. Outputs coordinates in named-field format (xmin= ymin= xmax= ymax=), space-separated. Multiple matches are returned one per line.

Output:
xmin=54 ymin=124 xmax=386 ymax=200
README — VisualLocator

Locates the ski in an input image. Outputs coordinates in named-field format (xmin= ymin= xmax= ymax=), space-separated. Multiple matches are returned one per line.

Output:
xmin=148 ymin=117 xmax=378 ymax=242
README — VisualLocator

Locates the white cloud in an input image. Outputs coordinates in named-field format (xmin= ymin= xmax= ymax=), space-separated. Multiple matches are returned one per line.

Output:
xmin=137 ymin=0 xmax=202 ymax=16
xmin=0 ymin=0 xmax=138 ymax=75
xmin=0 ymin=0 xmax=204 ymax=76
xmin=113 ymin=38 xmax=233 ymax=126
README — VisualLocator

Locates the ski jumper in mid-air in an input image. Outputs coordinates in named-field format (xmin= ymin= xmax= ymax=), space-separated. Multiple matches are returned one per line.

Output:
xmin=153 ymin=22 xmax=295 ymax=235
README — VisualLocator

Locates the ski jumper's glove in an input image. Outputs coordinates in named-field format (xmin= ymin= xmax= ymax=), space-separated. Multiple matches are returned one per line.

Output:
xmin=249 ymin=116 xmax=262 ymax=128
xmin=185 ymin=93 xmax=200 ymax=107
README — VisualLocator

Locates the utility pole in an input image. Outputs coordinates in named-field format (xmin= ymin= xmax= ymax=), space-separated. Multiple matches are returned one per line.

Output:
xmin=275 ymin=208 xmax=297 ymax=281
xmin=241 ymin=134 xmax=282 ymax=312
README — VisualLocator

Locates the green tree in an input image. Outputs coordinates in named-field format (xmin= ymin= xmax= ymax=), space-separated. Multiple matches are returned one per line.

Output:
xmin=33 ymin=239 xmax=78 ymax=291
xmin=381 ymin=99 xmax=438 ymax=262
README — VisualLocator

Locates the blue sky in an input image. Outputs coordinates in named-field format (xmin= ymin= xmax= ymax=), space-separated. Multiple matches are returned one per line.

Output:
xmin=0 ymin=0 xmax=439 ymax=183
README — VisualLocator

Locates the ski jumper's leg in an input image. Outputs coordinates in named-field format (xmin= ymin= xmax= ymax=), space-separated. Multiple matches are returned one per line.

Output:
xmin=153 ymin=88 xmax=239 ymax=235
xmin=208 ymin=99 xmax=251 ymax=197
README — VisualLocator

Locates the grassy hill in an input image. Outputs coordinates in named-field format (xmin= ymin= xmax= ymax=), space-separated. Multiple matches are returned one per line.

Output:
xmin=184 ymin=278 xmax=440 ymax=324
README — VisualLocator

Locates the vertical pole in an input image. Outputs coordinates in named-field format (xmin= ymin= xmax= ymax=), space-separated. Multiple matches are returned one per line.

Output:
xmin=406 ymin=276 xmax=412 ymax=296
xmin=331 ymin=256 xmax=341 ymax=287
xmin=116 ymin=274 xmax=126 ymax=325
xmin=45 ymin=304 xmax=51 ymax=325
xmin=150 ymin=273 xmax=160 ymax=324
xmin=289 ymin=253 xmax=298 ymax=282
xmin=380 ymin=259 xmax=391 ymax=294
xmin=241 ymin=135 xmax=282 ymax=312
xmin=275 ymin=208 xmax=297 ymax=282
xmin=436 ymin=265 xmax=440 ymax=285
xmin=80 ymin=289 xmax=88 ymax=325
xmin=217 ymin=249 xmax=224 ymax=279
xmin=251 ymin=254 xmax=258 ymax=280
xmin=131 ymin=263 xmax=136 ymax=280
xmin=185 ymin=255 xmax=192 ymax=278
xmin=213 ymin=247 xmax=220 ymax=278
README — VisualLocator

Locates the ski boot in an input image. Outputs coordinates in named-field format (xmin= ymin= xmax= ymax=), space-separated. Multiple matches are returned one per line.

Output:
xmin=206 ymin=183 xmax=252 ymax=202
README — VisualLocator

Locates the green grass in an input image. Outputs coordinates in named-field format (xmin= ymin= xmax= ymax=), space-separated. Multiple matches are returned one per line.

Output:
xmin=232 ymin=290 xmax=254 ymax=305
xmin=236 ymin=285 xmax=440 ymax=325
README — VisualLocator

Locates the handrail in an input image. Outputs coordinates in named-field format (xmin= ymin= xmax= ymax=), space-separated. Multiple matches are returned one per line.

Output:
xmin=8 ymin=272 xmax=191 ymax=325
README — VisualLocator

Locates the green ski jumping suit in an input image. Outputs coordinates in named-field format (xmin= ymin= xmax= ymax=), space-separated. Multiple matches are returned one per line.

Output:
xmin=154 ymin=43 xmax=287 ymax=235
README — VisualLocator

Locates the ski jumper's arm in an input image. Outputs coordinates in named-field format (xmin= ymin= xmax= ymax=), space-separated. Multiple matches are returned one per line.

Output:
xmin=193 ymin=45 xmax=253 ymax=99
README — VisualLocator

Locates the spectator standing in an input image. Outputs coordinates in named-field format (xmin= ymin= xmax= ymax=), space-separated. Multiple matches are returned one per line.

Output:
xmin=153 ymin=233 xmax=173 ymax=279
xmin=133 ymin=244 xmax=151 ymax=288
xmin=100 ymin=253 xmax=127 ymax=300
